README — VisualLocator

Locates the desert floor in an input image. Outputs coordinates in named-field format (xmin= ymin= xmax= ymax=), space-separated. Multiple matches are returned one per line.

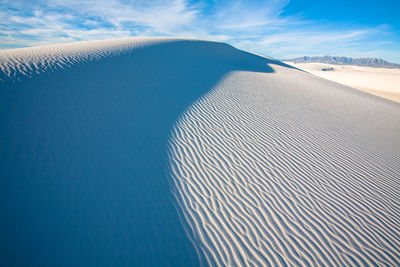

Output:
xmin=285 ymin=62 xmax=400 ymax=103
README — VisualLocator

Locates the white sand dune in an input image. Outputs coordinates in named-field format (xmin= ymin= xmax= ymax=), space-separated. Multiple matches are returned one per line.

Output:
xmin=284 ymin=62 xmax=400 ymax=103
xmin=1 ymin=38 xmax=400 ymax=266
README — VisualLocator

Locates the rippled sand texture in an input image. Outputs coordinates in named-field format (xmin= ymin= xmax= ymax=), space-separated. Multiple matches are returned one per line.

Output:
xmin=0 ymin=37 xmax=171 ymax=81
xmin=169 ymin=68 xmax=400 ymax=266
xmin=1 ymin=37 xmax=400 ymax=266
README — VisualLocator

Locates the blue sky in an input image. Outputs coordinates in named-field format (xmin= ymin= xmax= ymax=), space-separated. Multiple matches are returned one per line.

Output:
xmin=1 ymin=0 xmax=399 ymax=63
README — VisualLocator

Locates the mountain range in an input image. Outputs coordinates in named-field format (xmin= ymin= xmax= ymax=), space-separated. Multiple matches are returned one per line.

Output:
xmin=285 ymin=56 xmax=400 ymax=68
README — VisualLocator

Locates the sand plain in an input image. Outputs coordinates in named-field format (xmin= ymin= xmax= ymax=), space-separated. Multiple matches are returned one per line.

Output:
xmin=285 ymin=62 xmax=400 ymax=103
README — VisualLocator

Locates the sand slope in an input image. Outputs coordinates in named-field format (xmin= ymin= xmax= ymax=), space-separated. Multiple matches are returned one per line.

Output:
xmin=169 ymin=68 xmax=400 ymax=265
xmin=284 ymin=62 xmax=400 ymax=103
xmin=1 ymin=38 xmax=400 ymax=266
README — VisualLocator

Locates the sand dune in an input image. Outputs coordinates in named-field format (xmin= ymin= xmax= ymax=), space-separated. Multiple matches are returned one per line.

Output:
xmin=0 ymin=37 xmax=276 ymax=266
xmin=1 ymin=38 xmax=400 ymax=266
xmin=284 ymin=62 xmax=400 ymax=103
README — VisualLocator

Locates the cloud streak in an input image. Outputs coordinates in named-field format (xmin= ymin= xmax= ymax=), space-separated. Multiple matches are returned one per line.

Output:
xmin=0 ymin=0 xmax=399 ymax=62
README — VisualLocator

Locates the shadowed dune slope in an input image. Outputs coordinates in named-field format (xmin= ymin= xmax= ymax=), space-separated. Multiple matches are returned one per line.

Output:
xmin=0 ymin=38 xmax=277 ymax=266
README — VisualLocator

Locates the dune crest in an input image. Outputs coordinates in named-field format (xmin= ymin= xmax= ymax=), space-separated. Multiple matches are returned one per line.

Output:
xmin=0 ymin=37 xmax=175 ymax=81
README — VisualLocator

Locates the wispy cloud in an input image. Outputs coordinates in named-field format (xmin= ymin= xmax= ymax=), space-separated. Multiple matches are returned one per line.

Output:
xmin=0 ymin=0 xmax=399 ymax=62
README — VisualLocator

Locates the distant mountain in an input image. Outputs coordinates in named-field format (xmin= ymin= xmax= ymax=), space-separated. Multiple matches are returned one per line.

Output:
xmin=285 ymin=56 xmax=400 ymax=68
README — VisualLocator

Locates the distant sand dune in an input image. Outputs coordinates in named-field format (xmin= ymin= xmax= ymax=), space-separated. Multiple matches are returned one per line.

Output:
xmin=285 ymin=62 xmax=400 ymax=103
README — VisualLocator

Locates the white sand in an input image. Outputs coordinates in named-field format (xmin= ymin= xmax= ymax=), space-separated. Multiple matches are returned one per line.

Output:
xmin=284 ymin=62 xmax=400 ymax=103
xmin=168 ymin=64 xmax=400 ymax=265
xmin=0 ymin=37 xmax=178 ymax=81
xmin=1 ymin=38 xmax=400 ymax=266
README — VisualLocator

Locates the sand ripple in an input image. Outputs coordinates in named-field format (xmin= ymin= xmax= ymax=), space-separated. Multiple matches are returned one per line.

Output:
xmin=169 ymin=70 xmax=400 ymax=266
xmin=0 ymin=37 xmax=177 ymax=81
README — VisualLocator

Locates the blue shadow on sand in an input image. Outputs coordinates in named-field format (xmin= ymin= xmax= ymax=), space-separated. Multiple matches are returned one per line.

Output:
xmin=0 ymin=40 xmax=287 ymax=266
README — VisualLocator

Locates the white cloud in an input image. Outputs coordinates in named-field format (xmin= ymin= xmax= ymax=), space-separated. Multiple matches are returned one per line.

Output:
xmin=0 ymin=0 xmax=399 ymax=63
